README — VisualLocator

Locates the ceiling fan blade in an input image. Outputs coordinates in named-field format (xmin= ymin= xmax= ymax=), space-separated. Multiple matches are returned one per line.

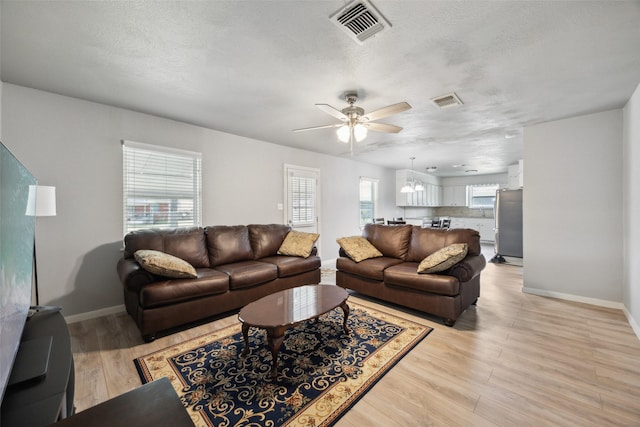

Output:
xmin=362 ymin=102 xmax=412 ymax=122
xmin=292 ymin=123 xmax=342 ymax=132
xmin=316 ymin=104 xmax=348 ymax=121
xmin=364 ymin=122 xmax=403 ymax=133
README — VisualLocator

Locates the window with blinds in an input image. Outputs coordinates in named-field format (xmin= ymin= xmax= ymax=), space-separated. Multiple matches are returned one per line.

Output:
xmin=288 ymin=171 xmax=316 ymax=226
xmin=359 ymin=177 xmax=378 ymax=227
xmin=122 ymin=140 xmax=202 ymax=235
xmin=468 ymin=183 xmax=499 ymax=208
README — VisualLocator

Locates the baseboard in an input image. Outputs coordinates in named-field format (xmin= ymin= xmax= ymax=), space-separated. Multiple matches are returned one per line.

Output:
xmin=64 ymin=304 xmax=126 ymax=324
xmin=623 ymin=306 xmax=640 ymax=340
xmin=522 ymin=287 xmax=624 ymax=310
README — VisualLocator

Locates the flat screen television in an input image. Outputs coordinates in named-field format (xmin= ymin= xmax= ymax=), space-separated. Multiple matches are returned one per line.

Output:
xmin=0 ymin=141 xmax=37 ymax=405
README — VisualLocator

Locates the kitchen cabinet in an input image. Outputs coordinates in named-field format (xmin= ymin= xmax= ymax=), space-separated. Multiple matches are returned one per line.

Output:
xmin=449 ymin=217 xmax=495 ymax=242
xmin=442 ymin=185 xmax=467 ymax=206
xmin=508 ymin=160 xmax=524 ymax=189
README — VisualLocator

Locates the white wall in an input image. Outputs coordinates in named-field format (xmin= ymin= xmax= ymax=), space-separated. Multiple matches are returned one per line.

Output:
xmin=1 ymin=84 xmax=396 ymax=316
xmin=623 ymin=82 xmax=640 ymax=332
xmin=523 ymin=110 xmax=623 ymax=305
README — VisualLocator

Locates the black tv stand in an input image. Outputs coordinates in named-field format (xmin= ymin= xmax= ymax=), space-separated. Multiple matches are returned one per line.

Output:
xmin=1 ymin=310 xmax=74 ymax=426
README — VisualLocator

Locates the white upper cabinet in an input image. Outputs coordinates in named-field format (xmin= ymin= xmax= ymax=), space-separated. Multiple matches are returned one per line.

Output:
xmin=508 ymin=160 xmax=524 ymax=189
xmin=442 ymin=185 xmax=467 ymax=206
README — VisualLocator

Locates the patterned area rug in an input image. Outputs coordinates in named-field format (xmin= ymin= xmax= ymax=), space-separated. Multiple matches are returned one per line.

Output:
xmin=134 ymin=302 xmax=431 ymax=427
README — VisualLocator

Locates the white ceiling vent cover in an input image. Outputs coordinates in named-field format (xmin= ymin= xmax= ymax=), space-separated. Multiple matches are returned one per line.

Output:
xmin=431 ymin=93 xmax=464 ymax=109
xmin=330 ymin=0 xmax=391 ymax=45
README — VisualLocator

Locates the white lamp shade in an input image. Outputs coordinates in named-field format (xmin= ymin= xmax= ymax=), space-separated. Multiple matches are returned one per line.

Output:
xmin=26 ymin=185 xmax=57 ymax=217
xmin=414 ymin=182 xmax=425 ymax=191
xmin=353 ymin=124 xmax=368 ymax=142
xmin=336 ymin=125 xmax=350 ymax=143
xmin=400 ymin=184 xmax=414 ymax=193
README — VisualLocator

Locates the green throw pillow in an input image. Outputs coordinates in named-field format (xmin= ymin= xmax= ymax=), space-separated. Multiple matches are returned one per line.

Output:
xmin=417 ymin=243 xmax=468 ymax=273
xmin=134 ymin=249 xmax=197 ymax=279
xmin=336 ymin=236 xmax=383 ymax=263
xmin=277 ymin=230 xmax=320 ymax=258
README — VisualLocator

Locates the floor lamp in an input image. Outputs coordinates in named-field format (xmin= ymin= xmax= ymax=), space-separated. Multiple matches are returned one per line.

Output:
xmin=26 ymin=185 xmax=57 ymax=306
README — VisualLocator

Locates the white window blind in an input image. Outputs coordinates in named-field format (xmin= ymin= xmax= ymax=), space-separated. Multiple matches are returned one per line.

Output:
xmin=468 ymin=183 xmax=499 ymax=209
xmin=359 ymin=177 xmax=378 ymax=227
xmin=122 ymin=140 xmax=202 ymax=235
xmin=288 ymin=170 xmax=316 ymax=226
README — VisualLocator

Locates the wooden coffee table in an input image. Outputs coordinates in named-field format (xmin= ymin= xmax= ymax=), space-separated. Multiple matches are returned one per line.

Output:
xmin=238 ymin=284 xmax=349 ymax=379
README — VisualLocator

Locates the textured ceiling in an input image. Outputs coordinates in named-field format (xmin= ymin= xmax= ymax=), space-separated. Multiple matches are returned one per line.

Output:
xmin=2 ymin=1 xmax=640 ymax=176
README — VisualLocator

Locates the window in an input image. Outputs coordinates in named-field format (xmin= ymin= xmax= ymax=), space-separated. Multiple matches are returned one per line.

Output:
xmin=122 ymin=140 xmax=202 ymax=235
xmin=468 ymin=184 xmax=500 ymax=209
xmin=359 ymin=177 xmax=379 ymax=227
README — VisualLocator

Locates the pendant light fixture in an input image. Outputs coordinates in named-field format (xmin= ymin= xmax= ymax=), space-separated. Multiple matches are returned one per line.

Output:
xmin=400 ymin=157 xmax=424 ymax=193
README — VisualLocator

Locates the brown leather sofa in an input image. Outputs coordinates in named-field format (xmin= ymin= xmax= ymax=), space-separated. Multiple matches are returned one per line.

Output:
xmin=117 ymin=224 xmax=321 ymax=341
xmin=336 ymin=224 xmax=486 ymax=326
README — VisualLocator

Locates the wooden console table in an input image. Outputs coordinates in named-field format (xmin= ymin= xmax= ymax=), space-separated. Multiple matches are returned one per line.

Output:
xmin=52 ymin=377 xmax=193 ymax=427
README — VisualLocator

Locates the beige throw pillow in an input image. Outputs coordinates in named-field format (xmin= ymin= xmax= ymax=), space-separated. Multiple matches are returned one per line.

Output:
xmin=134 ymin=249 xmax=198 ymax=279
xmin=277 ymin=231 xmax=320 ymax=258
xmin=337 ymin=236 xmax=383 ymax=263
xmin=417 ymin=243 xmax=468 ymax=274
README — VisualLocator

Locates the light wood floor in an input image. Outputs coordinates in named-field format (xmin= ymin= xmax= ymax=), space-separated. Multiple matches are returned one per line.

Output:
xmin=69 ymin=259 xmax=640 ymax=426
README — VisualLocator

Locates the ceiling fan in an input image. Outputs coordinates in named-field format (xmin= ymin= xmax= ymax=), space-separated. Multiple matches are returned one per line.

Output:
xmin=293 ymin=92 xmax=411 ymax=152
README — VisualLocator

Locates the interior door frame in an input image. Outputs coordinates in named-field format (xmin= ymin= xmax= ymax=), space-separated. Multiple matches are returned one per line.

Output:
xmin=283 ymin=164 xmax=321 ymax=249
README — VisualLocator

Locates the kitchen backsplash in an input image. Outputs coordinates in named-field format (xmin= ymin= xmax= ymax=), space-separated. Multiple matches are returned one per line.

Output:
xmin=400 ymin=206 xmax=494 ymax=219
xmin=436 ymin=206 xmax=494 ymax=218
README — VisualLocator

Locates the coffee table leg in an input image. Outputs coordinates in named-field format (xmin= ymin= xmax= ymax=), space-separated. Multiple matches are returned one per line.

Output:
xmin=340 ymin=302 xmax=350 ymax=334
xmin=266 ymin=327 xmax=286 ymax=379
xmin=241 ymin=323 xmax=250 ymax=357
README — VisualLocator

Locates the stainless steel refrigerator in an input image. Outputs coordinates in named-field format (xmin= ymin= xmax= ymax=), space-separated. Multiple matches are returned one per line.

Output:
xmin=492 ymin=189 xmax=523 ymax=262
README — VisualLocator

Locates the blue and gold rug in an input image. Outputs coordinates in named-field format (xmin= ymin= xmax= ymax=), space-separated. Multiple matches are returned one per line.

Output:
xmin=134 ymin=302 xmax=432 ymax=427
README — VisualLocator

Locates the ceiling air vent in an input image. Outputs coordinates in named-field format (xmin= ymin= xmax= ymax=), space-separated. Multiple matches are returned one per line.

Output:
xmin=330 ymin=0 xmax=391 ymax=45
xmin=431 ymin=92 xmax=464 ymax=109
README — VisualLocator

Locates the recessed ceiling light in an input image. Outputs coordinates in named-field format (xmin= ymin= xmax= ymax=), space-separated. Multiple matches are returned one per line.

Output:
xmin=452 ymin=164 xmax=465 ymax=168
xmin=425 ymin=166 xmax=437 ymax=172
xmin=465 ymin=169 xmax=478 ymax=173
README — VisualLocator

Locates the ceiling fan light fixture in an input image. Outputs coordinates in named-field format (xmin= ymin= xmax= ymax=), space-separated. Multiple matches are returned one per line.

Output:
xmin=336 ymin=125 xmax=350 ymax=143
xmin=354 ymin=124 xmax=368 ymax=141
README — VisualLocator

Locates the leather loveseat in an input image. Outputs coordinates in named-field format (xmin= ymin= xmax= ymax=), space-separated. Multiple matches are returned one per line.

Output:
xmin=117 ymin=224 xmax=321 ymax=341
xmin=336 ymin=224 xmax=486 ymax=326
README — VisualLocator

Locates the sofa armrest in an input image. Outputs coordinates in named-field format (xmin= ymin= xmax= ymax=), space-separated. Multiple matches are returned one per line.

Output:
xmin=117 ymin=257 xmax=156 ymax=292
xmin=448 ymin=254 xmax=486 ymax=282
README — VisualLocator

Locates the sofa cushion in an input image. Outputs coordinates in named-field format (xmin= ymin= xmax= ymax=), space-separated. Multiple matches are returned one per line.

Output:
xmin=336 ymin=236 xmax=383 ymax=262
xmin=337 ymin=256 xmax=404 ymax=281
xmin=418 ymin=243 xmax=468 ymax=273
xmin=249 ymin=224 xmax=291 ymax=259
xmin=363 ymin=224 xmax=413 ymax=260
xmin=139 ymin=268 xmax=230 ymax=308
xmin=385 ymin=263 xmax=460 ymax=296
xmin=163 ymin=228 xmax=211 ymax=268
xmin=277 ymin=231 xmax=320 ymax=258
xmin=260 ymin=255 xmax=322 ymax=277
xmin=406 ymin=227 xmax=480 ymax=262
xmin=134 ymin=250 xmax=197 ymax=279
xmin=124 ymin=227 xmax=210 ymax=268
xmin=214 ymin=261 xmax=278 ymax=290
xmin=206 ymin=225 xmax=254 ymax=266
